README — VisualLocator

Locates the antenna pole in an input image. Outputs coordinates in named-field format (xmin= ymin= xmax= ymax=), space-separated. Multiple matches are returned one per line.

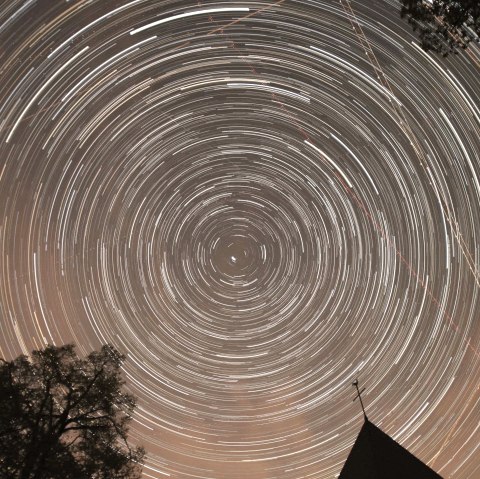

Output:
xmin=352 ymin=379 xmax=368 ymax=422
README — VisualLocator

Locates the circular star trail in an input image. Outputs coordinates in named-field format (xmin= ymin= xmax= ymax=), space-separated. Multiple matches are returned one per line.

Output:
xmin=1 ymin=1 xmax=479 ymax=478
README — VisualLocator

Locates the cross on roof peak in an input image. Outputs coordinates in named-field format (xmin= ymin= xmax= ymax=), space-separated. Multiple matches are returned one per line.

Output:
xmin=352 ymin=379 xmax=368 ymax=422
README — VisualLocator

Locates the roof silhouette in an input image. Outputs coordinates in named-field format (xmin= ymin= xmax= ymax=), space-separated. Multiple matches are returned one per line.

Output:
xmin=339 ymin=419 xmax=443 ymax=479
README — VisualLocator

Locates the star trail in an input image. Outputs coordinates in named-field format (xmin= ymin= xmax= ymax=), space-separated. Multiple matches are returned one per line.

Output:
xmin=0 ymin=1 xmax=479 ymax=478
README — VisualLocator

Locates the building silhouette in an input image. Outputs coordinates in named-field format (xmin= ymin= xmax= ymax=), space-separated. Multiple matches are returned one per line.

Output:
xmin=339 ymin=418 xmax=443 ymax=478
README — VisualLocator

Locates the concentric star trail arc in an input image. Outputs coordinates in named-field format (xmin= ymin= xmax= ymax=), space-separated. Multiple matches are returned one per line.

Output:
xmin=0 ymin=1 xmax=479 ymax=478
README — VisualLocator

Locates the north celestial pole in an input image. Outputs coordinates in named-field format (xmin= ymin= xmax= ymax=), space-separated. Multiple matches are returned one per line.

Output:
xmin=0 ymin=1 xmax=479 ymax=478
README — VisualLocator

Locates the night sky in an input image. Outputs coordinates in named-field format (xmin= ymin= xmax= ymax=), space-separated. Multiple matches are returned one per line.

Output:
xmin=1 ymin=1 xmax=479 ymax=478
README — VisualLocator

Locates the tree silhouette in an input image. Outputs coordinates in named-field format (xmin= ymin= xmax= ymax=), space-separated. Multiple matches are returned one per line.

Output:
xmin=400 ymin=0 xmax=480 ymax=55
xmin=0 ymin=344 xmax=144 ymax=479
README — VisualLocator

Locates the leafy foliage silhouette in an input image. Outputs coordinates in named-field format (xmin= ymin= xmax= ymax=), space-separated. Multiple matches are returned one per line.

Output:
xmin=0 ymin=344 xmax=144 ymax=479
xmin=400 ymin=0 xmax=480 ymax=55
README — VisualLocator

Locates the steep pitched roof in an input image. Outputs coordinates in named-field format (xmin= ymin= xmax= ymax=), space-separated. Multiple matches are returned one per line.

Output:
xmin=339 ymin=420 xmax=443 ymax=479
